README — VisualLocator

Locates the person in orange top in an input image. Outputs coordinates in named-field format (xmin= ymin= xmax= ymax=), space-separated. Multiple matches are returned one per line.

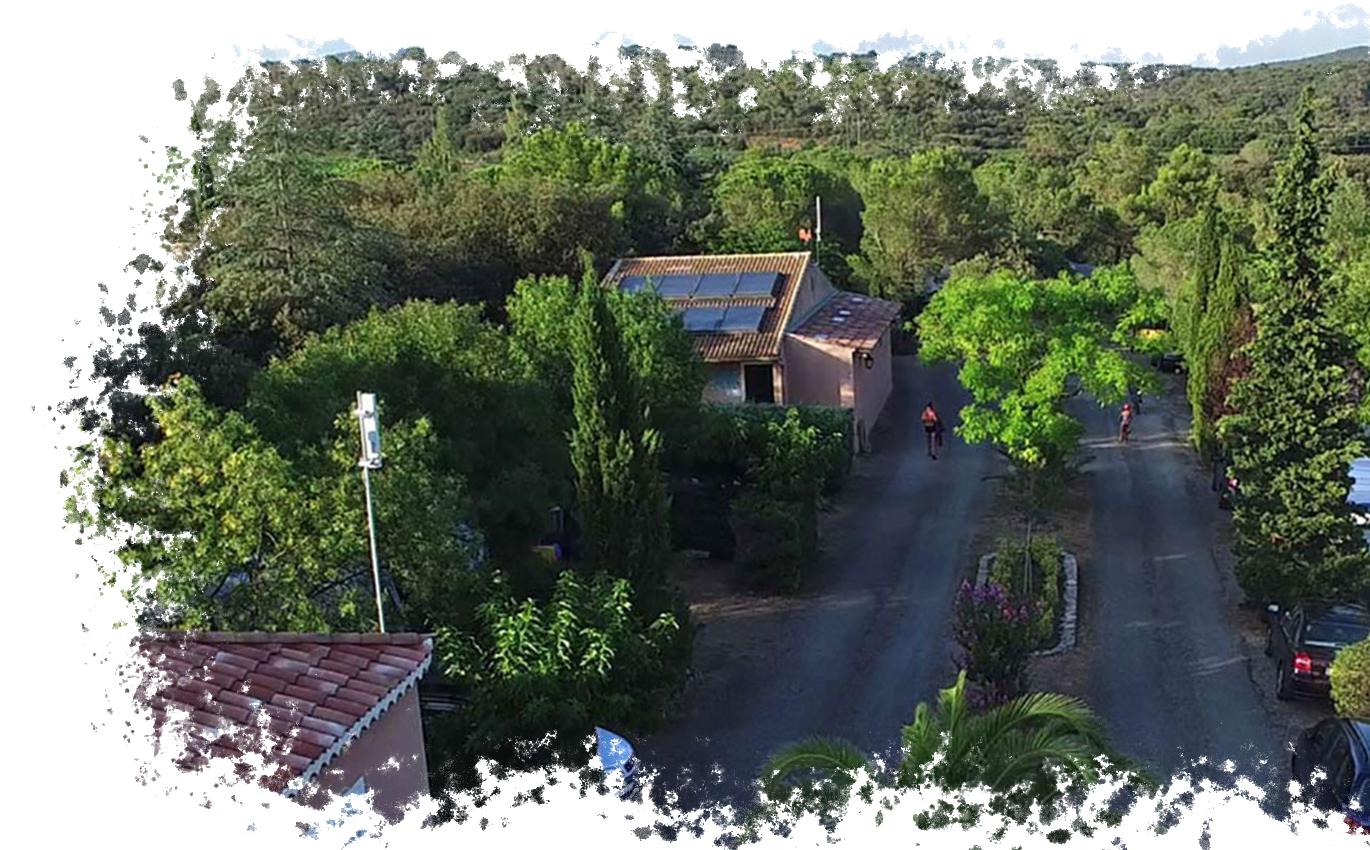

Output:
xmin=1119 ymin=403 xmax=1134 ymax=444
xmin=921 ymin=402 xmax=943 ymax=459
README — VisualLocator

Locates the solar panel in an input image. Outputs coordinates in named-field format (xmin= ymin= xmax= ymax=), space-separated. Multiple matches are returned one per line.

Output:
xmin=718 ymin=304 xmax=766 ymax=333
xmin=656 ymin=274 xmax=701 ymax=298
xmin=695 ymin=273 xmax=741 ymax=297
xmin=620 ymin=276 xmax=650 ymax=293
xmin=682 ymin=306 xmax=726 ymax=332
xmin=735 ymin=271 xmax=781 ymax=296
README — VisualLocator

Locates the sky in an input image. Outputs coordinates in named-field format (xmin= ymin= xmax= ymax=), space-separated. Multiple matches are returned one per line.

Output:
xmin=8 ymin=4 xmax=1370 ymax=67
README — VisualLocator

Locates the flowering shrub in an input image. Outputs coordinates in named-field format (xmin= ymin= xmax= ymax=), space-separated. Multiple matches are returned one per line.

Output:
xmin=953 ymin=579 xmax=1043 ymax=707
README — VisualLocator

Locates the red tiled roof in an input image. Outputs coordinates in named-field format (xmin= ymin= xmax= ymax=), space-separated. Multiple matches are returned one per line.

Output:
xmin=603 ymin=252 xmax=812 ymax=362
xmin=28 ymin=627 xmax=432 ymax=844
xmin=791 ymin=291 xmax=902 ymax=350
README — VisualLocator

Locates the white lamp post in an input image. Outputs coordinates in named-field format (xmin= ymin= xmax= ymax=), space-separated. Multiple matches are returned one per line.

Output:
xmin=356 ymin=392 xmax=386 ymax=633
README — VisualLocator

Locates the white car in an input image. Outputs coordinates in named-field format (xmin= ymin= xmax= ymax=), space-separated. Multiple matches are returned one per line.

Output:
xmin=597 ymin=723 xmax=638 ymax=811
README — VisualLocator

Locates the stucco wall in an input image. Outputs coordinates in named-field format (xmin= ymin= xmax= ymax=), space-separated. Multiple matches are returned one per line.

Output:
xmin=851 ymin=327 xmax=894 ymax=450
xmin=300 ymin=686 xmax=429 ymax=823
xmin=782 ymin=334 xmax=853 ymax=409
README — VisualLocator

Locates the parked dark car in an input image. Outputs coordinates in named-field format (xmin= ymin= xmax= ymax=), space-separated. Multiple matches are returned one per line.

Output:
xmin=1266 ymin=601 xmax=1370 ymax=700
xmin=1150 ymin=352 xmax=1185 ymax=373
xmin=1290 ymin=717 xmax=1370 ymax=832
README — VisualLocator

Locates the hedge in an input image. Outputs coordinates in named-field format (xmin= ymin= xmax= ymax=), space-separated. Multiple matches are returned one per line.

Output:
xmin=689 ymin=403 xmax=853 ymax=495
xmin=1331 ymin=638 xmax=1370 ymax=720
xmin=730 ymin=490 xmax=819 ymax=592
xmin=991 ymin=535 xmax=1063 ymax=648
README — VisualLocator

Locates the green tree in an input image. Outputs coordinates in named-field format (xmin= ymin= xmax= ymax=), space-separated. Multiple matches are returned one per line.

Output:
xmin=8 ymin=130 xmax=41 ymax=201
xmin=739 ymin=674 xmax=1178 ymax=844
xmin=1079 ymin=128 xmax=1158 ymax=214
xmin=187 ymin=109 xmax=216 ymax=212
xmin=705 ymin=148 xmax=861 ymax=253
xmin=973 ymin=152 xmax=1100 ymax=260
xmin=499 ymin=121 xmax=686 ymax=254
xmin=849 ymin=148 xmax=993 ymax=302
xmin=1219 ymin=89 xmax=1370 ymax=606
xmin=505 ymin=272 xmax=705 ymax=462
xmin=246 ymin=301 xmax=566 ymax=570
xmin=47 ymin=174 xmax=74 ymax=233
xmin=95 ymin=377 xmax=481 ymax=633
xmin=1122 ymin=143 xmax=1219 ymax=227
xmin=567 ymin=257 xmax=672 ymax=610
xmin=413 ymin=103 xmax=462 ymax=187
xmin=917 ymin=268 xmax=1155 ymax=512
xmin=58 ymin=127 xmax=138 ymax=233
xmin=201 ymin=77 xmax=391 ymax=350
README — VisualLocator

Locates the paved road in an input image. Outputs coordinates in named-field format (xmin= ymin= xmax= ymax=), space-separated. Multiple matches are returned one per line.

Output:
xmin=638 ymin=356 xmax=994 ymax=810
xmin=1069 ymin=389 xmax=1289 ymax=792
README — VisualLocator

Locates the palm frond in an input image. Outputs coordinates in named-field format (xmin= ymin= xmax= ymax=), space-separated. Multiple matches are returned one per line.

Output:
xmin=760 ymin=736 xmax=871 ymax=796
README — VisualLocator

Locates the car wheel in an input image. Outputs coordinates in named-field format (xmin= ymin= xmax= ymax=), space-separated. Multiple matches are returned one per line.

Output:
xmin=1276 ymin=663 xmax=1293 ymax=701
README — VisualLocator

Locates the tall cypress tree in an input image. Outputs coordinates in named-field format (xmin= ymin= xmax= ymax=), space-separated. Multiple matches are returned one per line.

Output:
xmin=1219 ymin=88 xmax=1370 ymax=606
xmin=48 ymin=174 xmax=74 ymax=230
xmin=184 ymin=111 xmax=213 ymax=212
xmin=1183 ymin=198 xmax=1223 ymax=452
xmin=567 ymin=254 xmax=670 ymax=611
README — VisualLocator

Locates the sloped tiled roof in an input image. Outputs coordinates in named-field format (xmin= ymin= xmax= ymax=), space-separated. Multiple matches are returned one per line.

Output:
xmin=604 ymin=253 xmax=812 ymax=362
xmin=28 ymin=627 xmax=432 ymax=844
xmin=791 ymin=291 xmax=902 ymax=350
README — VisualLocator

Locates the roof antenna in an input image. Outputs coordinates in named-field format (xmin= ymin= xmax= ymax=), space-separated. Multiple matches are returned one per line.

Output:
xmin=815 ymin=196 xmax=822 ymax=251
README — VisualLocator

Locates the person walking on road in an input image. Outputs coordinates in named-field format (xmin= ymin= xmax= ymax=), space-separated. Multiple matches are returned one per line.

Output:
xmin=921 ymin=402 xmax=943 ymax=459
xmin=1119 ymin=403 xmax=1134 ymax=444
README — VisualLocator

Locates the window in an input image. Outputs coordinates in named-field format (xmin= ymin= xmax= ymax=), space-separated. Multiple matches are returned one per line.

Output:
xmin=1304 ymin=621 xmax=1370 ymax=648
xmin=290 ymin=778 xmax=375 ymax=850
xmin=744 ymin=364 xmax=775 ymax=404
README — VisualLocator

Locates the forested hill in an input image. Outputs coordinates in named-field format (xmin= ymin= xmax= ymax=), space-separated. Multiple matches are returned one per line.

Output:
xmin=8 ymin=34 xmax=1370 ymax=159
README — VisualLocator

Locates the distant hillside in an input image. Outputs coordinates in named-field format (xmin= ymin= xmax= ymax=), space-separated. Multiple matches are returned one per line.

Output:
xmin=1253 ymin=44 xmax=1370 ymax=69
xmin=8 ymin=35 xmax=1370 ymax=158
xmin=330 ymin=44 xmax=411 ymax=62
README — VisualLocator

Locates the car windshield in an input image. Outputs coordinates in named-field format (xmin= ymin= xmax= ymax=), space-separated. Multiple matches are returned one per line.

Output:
xmin=1304 ymin=620 xmax=1370 ymax=648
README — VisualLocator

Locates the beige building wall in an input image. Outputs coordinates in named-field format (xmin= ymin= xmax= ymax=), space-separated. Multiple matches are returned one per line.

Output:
xmin=850 ymin=327 xmax=894 ymax=451
xmin=782 ymin=334 xmax=854 ymax=409
xmin=301 ymin=687 xmax=429 ymax=824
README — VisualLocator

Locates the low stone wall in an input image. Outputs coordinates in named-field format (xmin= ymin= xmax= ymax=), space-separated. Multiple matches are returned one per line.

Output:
xmin=975 ymin=552 xmax=1079 ymax=656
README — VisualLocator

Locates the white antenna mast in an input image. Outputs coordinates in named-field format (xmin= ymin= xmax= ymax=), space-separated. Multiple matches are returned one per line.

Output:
xmin=356 ymin=391 xmax=386 ymax=634
xmin=815 ymin=195 xmax=822 ymax=249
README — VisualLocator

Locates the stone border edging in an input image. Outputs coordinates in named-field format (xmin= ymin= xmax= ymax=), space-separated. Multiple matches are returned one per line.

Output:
xmin=975 ymin=552 xmax=1079 ymax=656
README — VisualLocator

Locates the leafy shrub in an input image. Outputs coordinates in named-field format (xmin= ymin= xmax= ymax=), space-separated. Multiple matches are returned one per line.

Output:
xmin=689 ymin=404 xmax=852 ymax=495
xmin=1331 ymin=637 xmax=1370 ymax=719
xmin=432 ymin=573 xmax=679 ymax=844
xmin=952 ymin=580 xmax=1043 ymax=706
xmin=991 ymin=535 xmax=1063 ymax=646
xmin=731 ymin=490 xmax=818 ymax=592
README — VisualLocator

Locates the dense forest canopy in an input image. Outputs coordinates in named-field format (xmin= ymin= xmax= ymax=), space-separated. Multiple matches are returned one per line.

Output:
xmin=8 ymin=35 xmax=1370 ymax=158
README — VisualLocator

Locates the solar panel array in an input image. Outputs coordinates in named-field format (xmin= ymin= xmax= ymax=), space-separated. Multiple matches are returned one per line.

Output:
xmin=618 ymin=271 xmax=781 ymax=300
xmin=617 ymin=269 xmax=784 ymax=335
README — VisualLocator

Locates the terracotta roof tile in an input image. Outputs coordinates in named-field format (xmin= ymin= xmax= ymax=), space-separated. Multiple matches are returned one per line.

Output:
xmin=791 ymin=291 xmax=902 ymax=350
xmin=29 ymin=627 xmax=432 ymax=844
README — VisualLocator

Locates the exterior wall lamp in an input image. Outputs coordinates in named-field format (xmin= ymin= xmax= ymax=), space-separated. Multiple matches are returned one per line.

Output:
xmin=861 ymin=351 xmax=875 ymax=370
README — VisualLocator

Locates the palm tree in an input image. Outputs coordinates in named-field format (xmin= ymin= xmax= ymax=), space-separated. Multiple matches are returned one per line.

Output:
xmin=739 ymin=671 xmax=1178 ymax=850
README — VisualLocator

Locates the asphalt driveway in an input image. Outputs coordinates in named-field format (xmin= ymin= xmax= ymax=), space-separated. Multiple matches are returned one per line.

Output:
xmin=637 ymin=355 xmax=995 ymax=810
xmin=1066 ymin=387 xmax=1291 ymax=793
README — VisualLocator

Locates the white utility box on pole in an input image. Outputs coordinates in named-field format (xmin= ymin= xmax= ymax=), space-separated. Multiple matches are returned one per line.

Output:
xmin=356 ymin=392 xmax=386 ymax=633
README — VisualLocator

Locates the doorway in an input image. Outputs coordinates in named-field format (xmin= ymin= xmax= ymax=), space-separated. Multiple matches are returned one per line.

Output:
xmin=743 ymin=364 xmax=775 ymax=404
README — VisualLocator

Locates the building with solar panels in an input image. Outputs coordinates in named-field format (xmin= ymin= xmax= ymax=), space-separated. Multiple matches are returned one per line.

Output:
xmin=603 ymin=252 xmax=902 ymax=452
